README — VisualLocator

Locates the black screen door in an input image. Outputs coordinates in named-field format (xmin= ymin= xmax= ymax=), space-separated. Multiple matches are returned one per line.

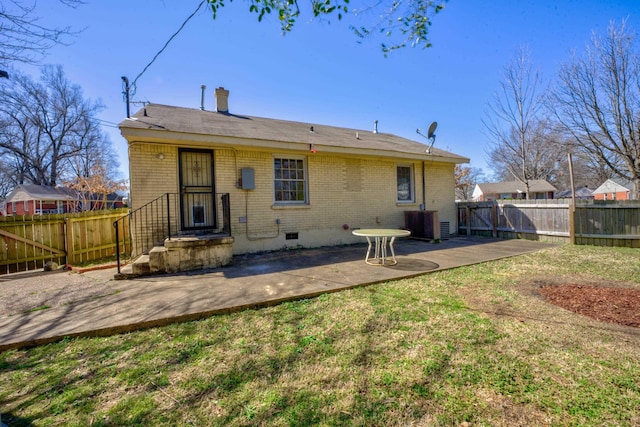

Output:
xmin=179 ymin=149 xmax=216 ymax=231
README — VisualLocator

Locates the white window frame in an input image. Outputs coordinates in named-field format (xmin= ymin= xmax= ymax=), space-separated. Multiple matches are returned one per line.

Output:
xmin=273 ymin=155 xmax=308 ymax=205
xmin=396 ymin=164 xmax=415 ymax=203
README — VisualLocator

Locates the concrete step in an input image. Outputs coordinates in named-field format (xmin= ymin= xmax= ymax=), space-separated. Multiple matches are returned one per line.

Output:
xmin=113 ymin=256 xmax=150 ymax=280
xmin=131 ymin=254 xmax=151 ymax=275
xmin=114 ymin=235 xmax=233 ymax=279
xmin=113 ymin=263 xmax=134 ymax=280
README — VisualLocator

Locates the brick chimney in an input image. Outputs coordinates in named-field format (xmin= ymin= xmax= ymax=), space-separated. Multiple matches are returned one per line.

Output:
xmin=215 ymin=87 xmax=229 ymax=113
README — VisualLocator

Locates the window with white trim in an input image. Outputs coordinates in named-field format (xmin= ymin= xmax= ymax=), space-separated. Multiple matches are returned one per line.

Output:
xmin=274 ymin=156 xmax=308 ymax=204
xmin=396 ymin=165 xmax=414 ymax=202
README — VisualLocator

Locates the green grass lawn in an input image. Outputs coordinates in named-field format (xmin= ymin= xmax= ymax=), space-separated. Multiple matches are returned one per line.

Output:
xmin=1 ymin=244 xmax=639 ymax=426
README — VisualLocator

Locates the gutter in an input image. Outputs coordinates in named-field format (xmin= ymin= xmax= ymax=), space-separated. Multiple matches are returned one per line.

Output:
xmin=123 ymin=129 xmax=470 ymax=164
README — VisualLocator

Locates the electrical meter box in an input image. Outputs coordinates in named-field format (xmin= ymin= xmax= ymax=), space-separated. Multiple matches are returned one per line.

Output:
xmin=241 ymin=167 xmax=255 ymax=190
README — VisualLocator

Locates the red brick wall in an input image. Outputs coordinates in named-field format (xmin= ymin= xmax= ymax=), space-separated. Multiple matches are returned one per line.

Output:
xmin=8 ymin=200 xmax=73 ymax=215
xmin=594 ymin=191 xmax=629 ymax=201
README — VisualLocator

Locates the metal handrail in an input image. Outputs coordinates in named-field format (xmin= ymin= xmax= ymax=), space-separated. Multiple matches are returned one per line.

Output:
xmin=113 ymin=193 xmax=230 ymax=274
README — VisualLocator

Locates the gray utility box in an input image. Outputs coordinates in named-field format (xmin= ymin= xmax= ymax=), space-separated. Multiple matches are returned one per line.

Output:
xmin=240 ymin=167 xmax=255 ymax=190
xmin=404 ymin=210 xmax=441 ymax=240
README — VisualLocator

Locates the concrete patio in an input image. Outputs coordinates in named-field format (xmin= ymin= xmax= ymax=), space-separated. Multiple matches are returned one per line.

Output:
xmin=0 ymin=236 xmax=558 ymax=351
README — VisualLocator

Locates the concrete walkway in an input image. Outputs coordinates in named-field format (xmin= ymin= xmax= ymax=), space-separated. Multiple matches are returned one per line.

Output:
xmin=0 ymin=237 xmax=557 ymax=351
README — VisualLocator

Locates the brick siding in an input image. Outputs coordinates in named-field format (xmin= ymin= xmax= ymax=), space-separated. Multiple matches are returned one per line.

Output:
xmin=130 ymin=144 xmax=458 ymax=254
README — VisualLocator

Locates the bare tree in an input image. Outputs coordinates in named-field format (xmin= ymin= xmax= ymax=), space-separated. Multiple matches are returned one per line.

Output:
xmin=0 ymin=159 xmax=16 ymax=198
xmin=483 ymin=46 xmax=559 ymax=198
xmin=0 ymin=150 xmax=30 ymax=196
xmin=0 ymin=65 xmax=110 ymax=187
xmin=64 ymin=164 xmax=127 ymax=211
xmin=63 ymin=130 xmax=126 ymax=210
xmin=455 ymin=165 xmax=485 ymax=201
xmin=551 ymin=19 xmax=640 ymax=199
xmin=579 ymin=152 xmax=619 ymax=186
xmin=0 ymin=0 xmax=84 ymax=66
xmin=487 ymin=119 xmax=568 ymax=188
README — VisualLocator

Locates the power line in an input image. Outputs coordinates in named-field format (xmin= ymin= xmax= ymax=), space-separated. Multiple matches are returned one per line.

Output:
xmin=99 ymin=123 xmax=119 ymax=129
xmin=97 ymin=118 xmax=120 ymax=127
xmin=129 ymin=0 xmax=206 ymax=97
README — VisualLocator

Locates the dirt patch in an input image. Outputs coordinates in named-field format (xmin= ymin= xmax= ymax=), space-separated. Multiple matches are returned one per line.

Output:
xmin=457 ymin=274 xmax=640 ymax=335
xmin=539 ymin=284 xmax=640 ymax=328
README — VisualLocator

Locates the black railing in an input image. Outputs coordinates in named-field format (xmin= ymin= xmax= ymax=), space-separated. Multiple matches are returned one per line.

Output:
xmin=114 ymin=193 xmax=231 ymax=274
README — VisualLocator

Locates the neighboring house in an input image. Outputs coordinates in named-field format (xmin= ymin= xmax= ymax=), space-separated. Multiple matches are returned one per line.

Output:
xmin=77 ymin=192 xmax=126 ymax=211
xmin=472 ymin=180 xmax=557 ymax=202
xmin=592 ymin=178 xmax=632 ymax=201
xmin=119 ymin=87 xmax=469 ymax=255
xmin=103 ymin=193 xmax=126 ymax=209
xmin=555 ymin=186 xmax=594 ymax=200
xmin=3 ymin=184 xmax=77 ymax=215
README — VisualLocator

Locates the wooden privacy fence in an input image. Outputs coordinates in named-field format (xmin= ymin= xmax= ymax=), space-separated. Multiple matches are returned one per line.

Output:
xmin=573 ymin=201 xmax=640 ymax=246
xmin=0 ymin=209 xmax=130 ymax=274
xmin=458 ymin=200 xmax=640 ymax=248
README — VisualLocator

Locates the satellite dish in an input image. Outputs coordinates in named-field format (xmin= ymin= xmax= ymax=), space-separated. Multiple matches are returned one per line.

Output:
xmin=415 ymin=121 xmax=438 ymax=154
xmin=427 ymin=121 xmax=437 ymax=139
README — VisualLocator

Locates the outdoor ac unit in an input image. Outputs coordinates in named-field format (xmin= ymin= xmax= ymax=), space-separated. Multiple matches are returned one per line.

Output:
xmin=404 ymin=211 xmax=440 ymax=240
xmin=440 ymin=221 xmax=451 ymax=240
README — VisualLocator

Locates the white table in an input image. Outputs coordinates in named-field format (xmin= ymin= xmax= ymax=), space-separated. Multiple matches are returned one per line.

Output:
xmin=352 ymin=229 xmax=411 ymax=265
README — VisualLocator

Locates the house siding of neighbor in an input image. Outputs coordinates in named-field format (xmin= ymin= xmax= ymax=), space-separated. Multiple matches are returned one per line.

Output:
xmin=593 ymin=179 xmax=632 ymax=201
xmin=120 ymin=88 xmax=468 ymax=255
xmin=472 ymin=180 xmax=557 ymax=202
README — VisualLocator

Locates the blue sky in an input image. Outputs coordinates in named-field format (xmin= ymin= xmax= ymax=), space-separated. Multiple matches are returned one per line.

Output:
xmin=19 ymin=0 xmax=640 ymax=182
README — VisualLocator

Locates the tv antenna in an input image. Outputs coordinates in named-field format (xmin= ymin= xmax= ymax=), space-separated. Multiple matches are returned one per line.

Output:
xmin=416 ymin=121 xmax=437 ymax=154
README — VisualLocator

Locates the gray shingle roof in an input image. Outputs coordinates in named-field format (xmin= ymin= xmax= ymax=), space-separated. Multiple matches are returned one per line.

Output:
xmin=556 ymin=187 xmax=594 ymax=198
xmin=593 ymin=178 xmax=633 ymax=194
xmin=119 ymin=104 xmax=469 ymax=163
xmin=477 ymin=180 xmax=557 ymax=195
xmin=6 ymin=184 xmax=76 ymax=202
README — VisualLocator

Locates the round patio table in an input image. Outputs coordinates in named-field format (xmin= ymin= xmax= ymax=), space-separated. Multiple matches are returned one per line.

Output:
xmin=352 ymin=229 xmax=411 ymax=266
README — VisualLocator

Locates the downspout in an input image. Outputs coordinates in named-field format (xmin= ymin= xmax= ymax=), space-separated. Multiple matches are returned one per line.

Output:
xmin=421 ymin=161 xmax=426 ymax=210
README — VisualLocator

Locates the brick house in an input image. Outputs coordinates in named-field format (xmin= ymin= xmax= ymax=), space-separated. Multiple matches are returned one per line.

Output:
xmin=76 ymin=192 xmax=126 ymax=211
xmin=592 ymin=178 xmax=632 ymax=201
xmin=119 ymin=87 xmax=469 ymax=255
xmin=2 ymin=184 xmax=77 ymax=216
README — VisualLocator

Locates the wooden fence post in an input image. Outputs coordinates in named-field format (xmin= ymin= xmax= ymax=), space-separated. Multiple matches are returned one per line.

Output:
xmin=569 ymin=203 xmax=576 ymax=245
xmin=466 ymin=206 xmax=471 ymax=236
xmin=65 ymin=217 xmax=74 ymax=265
xmin=492 ymin=203 xmax=498 ymax=238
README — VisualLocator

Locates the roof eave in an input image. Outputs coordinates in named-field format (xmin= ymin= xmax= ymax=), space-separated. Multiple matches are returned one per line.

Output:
xmin=120 ymin=127 xmax=469 ymax=164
